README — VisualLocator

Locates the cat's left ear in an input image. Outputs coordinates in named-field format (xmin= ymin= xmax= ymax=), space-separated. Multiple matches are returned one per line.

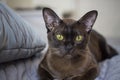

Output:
xmin=78 ymin=10 xmax=98 ymax=33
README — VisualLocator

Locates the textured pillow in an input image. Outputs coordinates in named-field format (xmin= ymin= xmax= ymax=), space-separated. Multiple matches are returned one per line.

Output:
xmin=95 ymin=55 xmax=120 ymax=80
xmin=0 ymin=2 xmax=48 ymax=63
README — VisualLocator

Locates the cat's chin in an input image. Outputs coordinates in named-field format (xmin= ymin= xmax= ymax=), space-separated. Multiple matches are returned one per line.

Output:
xmin=54 ymin=51 xmax=72 ymax=58
xmin=63 ymin=54 xmax=73 ymax=59
xmin=50 ymin=47 xmax=74 ymax=58
xmin=58 ymin=49 xmax=74 ymax=58
xmin=56 ymin=53 xmax=73 ymax=59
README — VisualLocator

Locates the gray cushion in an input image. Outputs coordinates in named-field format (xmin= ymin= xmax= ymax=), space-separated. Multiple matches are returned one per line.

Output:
xmin=96 ymin=55 xmax=120 ymax=80
xmin=0 ymin=3 xmax=48 ymax=80
xmin=0 ymin=2 xmax=47 ymax=63
xmin=0 ymin=57 xmax=41 ymax=80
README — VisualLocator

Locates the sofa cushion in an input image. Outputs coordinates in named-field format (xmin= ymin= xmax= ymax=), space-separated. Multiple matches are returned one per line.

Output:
xmin=95 ymin=55 xmax=120 ymax=80
xmin=0 ymin=2 xmax=48 ymax=63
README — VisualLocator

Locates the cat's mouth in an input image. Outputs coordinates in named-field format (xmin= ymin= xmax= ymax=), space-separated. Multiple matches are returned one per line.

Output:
xmin=59 ymin=48 xmax=75 ymax=57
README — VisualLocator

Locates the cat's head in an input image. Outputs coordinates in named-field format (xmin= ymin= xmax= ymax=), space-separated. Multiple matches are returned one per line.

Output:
xmin=43 ymin=8 xmax=98 ymax=55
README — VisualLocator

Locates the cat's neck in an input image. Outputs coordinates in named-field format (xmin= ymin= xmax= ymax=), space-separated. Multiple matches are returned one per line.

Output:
xmin=41 ymin=46 xmax=95 ymax=79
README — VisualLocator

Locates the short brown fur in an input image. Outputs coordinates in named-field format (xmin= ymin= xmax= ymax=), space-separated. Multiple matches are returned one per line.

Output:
xmin=39 ymin=8 xmax=118 ymax=80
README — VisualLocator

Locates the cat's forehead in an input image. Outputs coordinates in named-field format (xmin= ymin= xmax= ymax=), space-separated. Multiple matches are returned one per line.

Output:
xmin=54 ymin=19 xmax=85 ymax=35
xmin=62 ymin=19 xmax=83 ymax=31
xmin=54 ymin=19 xmax=85 ymax=34
xmin=55 ymin=19 xmax=77 ymax=32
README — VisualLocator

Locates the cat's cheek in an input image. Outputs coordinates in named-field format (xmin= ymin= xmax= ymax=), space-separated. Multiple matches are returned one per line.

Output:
xmin=74 ymin=42 xmax=82 ymax=47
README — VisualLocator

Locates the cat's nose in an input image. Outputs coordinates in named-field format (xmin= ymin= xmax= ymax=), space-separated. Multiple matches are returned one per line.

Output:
xmin=66 ymin=44 xmax=73 ymax=50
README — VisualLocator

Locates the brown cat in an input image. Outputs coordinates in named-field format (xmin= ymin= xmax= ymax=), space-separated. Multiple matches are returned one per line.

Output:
xmin=38 ymin=8 xmax=118 ymax=80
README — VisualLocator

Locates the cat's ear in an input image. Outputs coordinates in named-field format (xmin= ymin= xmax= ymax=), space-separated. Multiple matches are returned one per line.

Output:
xmin=43 ymin=8 xmax=61 ymax=32
xmin=78 ymin=10 xmax=98 ymax=33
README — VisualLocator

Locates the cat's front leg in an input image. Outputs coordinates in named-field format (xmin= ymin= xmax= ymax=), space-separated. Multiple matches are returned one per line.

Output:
xmin=38 ymin=66 xmax=53 ymax=80
xmin=71 ymin=67 xmax=98 ymax=80
xmin=81 ymin=67 xmax=98 ymax=80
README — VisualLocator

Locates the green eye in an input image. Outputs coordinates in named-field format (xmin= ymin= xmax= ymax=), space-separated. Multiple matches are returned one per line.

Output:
xmin=76 ymin=35 xmax=83 ymax=41
xmin=56 ymin=34 xmax=64 ymax=40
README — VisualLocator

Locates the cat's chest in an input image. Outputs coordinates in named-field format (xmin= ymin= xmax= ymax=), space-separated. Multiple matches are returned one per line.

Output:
xmin=43 ymin=52 xmax=91 ymax=78
xmin=48 ymin=54 xmax=80 ymax=71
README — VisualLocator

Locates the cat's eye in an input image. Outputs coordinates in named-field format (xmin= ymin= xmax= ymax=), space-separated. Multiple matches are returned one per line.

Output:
xmin=56 ymin=34 xmax=64 ymax=41
xmin=75 ymin=35 xmax=83 ymax=41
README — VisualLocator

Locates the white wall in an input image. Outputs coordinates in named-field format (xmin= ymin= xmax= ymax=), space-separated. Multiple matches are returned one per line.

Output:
xmin=33 ymin=0 xmax=75 ymax=17
xmin=0 ymin=0 xmax=6 ymax=3
xmin=74 ymin=0 xmax=120 ymax=38
xmin=6 ymin=0 xmax=35 ymax=9
xmin=6 ymin=0 xmax=76 ymax=17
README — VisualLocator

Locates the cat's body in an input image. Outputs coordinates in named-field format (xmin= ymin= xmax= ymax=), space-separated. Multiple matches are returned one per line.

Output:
xmin=39 ymin=8 xmax=118 ymax=80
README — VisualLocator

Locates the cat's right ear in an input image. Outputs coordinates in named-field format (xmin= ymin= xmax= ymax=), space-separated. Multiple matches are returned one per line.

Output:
xmin=78 ymin=10 xmax=98 ymax=33
xmin=43 ymin=8 xmax=61 ymax=32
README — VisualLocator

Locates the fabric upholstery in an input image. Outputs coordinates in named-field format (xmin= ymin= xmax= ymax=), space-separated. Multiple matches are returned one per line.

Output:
xmin=96 ymin=55 xmax=120 ymax=80
xmin=0 ymin=2 xmax=48 ymax=80
xmin=0 ymin=2 xmax=47 ymax=63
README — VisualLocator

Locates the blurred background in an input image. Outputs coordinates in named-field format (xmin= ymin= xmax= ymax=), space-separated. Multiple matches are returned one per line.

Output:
xmin=0 ymin=0 xmax=120 ymax=52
